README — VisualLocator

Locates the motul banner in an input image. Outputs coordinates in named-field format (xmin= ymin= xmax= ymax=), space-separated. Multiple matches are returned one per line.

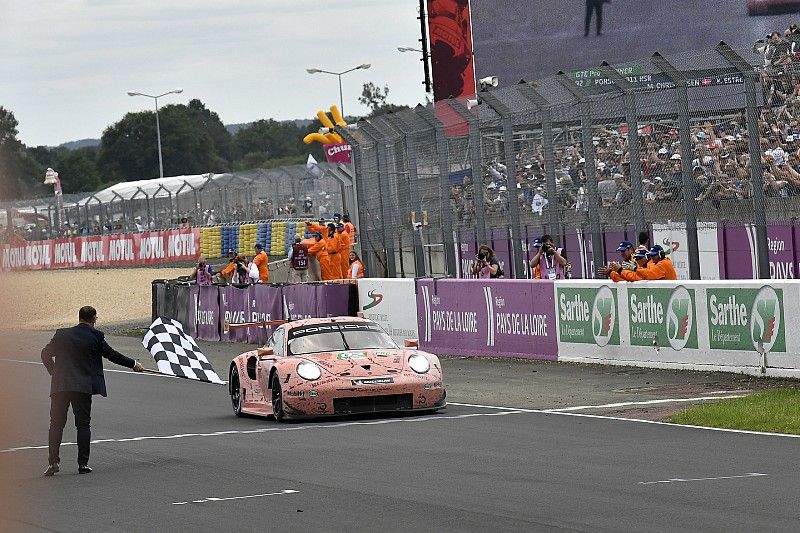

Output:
xmin=0 ymin=228 xmax=200 ymax=271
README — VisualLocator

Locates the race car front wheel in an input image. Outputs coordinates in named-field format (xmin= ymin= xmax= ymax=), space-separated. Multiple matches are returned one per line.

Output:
xmin=271 ymin=373 xmax=286 ymax=422
xmin=230 ymin=365 xmax=243 ymax=417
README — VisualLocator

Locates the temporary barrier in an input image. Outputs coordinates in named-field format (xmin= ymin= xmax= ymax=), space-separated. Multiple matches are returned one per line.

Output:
xmin=0 ymin=228 xmax=200 ymax=271
xmin=416 ymin=278 xmax=558 ymax=360
xmin=357 ymin=278 xmax=419 ymax=347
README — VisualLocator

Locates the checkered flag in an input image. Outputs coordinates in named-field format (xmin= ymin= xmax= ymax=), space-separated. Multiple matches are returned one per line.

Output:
xmin=142 ymin=318 xmax=223 ymax=384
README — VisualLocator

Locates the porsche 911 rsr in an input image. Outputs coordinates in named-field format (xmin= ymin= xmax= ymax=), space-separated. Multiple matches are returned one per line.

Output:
xmin=228 ymin=317 xmax=446 ymax=420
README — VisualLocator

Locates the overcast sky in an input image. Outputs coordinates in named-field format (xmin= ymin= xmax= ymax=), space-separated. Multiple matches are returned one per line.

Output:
xmin=0 ymin=0 xmax=427 ymax=146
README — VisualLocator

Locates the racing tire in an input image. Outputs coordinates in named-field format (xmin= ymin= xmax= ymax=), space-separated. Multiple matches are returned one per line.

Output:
xmin=229 ymin=365 xmax=243 ymax=417
xmin=271 ymin=374 xmax=286 ymax=422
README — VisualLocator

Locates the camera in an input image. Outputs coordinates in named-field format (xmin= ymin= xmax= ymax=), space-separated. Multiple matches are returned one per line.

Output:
xmin=543 ymin=244 xmax=555 ymax=256
xmin=477 ymin=252 xmax=487 ymax=260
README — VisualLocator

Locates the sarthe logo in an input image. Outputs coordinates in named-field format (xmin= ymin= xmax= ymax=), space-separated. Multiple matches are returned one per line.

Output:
xmin=751 ymin=286 xmax=781 ymax=353
xmin=666 ymin=286 xmax=692 ymax=350
xmin=591 ymin=286 xmax=615 ymax=347
xmin=363 ymin=290 xmax=384 ymax=311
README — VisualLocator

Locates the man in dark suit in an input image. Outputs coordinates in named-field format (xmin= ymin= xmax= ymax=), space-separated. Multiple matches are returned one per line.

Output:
xmin=41 ymin=306 xmax=144 ymax=476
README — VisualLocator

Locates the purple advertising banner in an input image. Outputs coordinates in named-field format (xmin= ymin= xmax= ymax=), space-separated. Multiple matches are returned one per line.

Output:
xmin=489 ymin=228 xmax=512 ymax=278
xmin=719 ymin=224 xmax=797 ymax=280
xmin=185 ymin=285 xmax=198 ymax=338
xmin=317 ymin=284 xmax=352 ymax=318
xmin=416 ymin=279 xmax=557 ymax=359
xmin=219 ymin=286 xmax=250 ymax=343
xmin=195 ymin=286 xmax=219 ymax=341
xmin=603 ymin=230 xmax=630 ymax=263
xmin=248 ymin=285 xmax=282 ymax=345
xmin=281 ymin=284 xmax=318 ymax=321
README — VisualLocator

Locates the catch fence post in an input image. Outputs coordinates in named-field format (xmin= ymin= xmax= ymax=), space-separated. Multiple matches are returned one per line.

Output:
xmin=336 ymin=126 xmax=374 ymax=276
xmin=516 ymin=82 xmax=562 ymax=247
xmin=448 ymin=98 xmax=488 ymax=242
xmin=556 ymin=72 xmax=606 ymax=274
xmin=415 ymin=105 xmax=457 ymax=278
xmin=479 ymin=91 xmax=526 ymax=279
xmin=598 ymin=62 xmax=647 ymax=235
xmin=383 ymin=114 xmax=427 ymax=277
xmin=715 ymin=42 xmax=770 ymax=279
xmin=651 ymin=53 xmax=701 ymax=280
xmin=359 ymin=122 xmax=398 ymax=278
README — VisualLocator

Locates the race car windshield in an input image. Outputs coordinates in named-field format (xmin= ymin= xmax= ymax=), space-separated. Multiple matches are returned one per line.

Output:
xmin=287 ymin=323 xmax=397 ymax=355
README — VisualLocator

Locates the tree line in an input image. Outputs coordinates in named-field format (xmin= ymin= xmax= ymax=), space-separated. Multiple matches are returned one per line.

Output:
xmin=0 ymin=84 xmax=409 ymax=201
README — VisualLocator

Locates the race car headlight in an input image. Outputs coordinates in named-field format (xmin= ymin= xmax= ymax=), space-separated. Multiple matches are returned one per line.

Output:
xmin=408 ymin=354 xmax=430 ymax=374
xmin=296 ymin=361 xmax=322 ymax=381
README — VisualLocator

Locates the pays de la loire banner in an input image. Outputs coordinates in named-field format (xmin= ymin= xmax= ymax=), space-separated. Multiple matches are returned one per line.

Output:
xmin=0 ymin=228 xmax=200 ymax=271
xmin=416 ymin=278 xmax=557 ymax=360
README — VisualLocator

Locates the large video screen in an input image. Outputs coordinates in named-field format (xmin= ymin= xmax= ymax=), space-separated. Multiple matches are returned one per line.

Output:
xmin=469 ymin=0 xmax=800 ymax=87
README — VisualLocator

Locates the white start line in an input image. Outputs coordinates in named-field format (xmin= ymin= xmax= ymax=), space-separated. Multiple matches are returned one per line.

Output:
xmin=2 ymin=358 xmax=799 ymax=453
xmin=172 ymin=489 xmax=299 ymax=505
xmin=638 ymin=473 xmax=769 ymax=485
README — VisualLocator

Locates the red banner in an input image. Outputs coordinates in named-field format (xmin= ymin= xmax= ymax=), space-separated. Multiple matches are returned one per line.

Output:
xmin=1 ymin=228 xmax=200 ymax=272
xmin=427 ymin=0 xmax=476 ymax=102
xmin=323 ymin=143 xmax=352 ymax=164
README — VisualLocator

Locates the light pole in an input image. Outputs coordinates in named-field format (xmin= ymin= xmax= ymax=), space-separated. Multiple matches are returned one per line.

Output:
xmin=306 ymin=64 xmax=371 ymax=117
xmin=127 ymin=89 xmax=183 ymax=180
xmin=397 ymin=46 xmax=432 ymax=94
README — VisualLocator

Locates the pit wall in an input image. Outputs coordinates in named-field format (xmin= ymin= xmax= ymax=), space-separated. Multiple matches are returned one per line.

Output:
xmin=158 ymin=276 xmax=800 ymax=378
xmin=356 ymin=278 xmax=800 ymax=378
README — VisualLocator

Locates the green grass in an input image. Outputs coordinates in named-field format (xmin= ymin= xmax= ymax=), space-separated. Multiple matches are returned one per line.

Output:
xmin=668 ymin=389 xmax=800 ymax=435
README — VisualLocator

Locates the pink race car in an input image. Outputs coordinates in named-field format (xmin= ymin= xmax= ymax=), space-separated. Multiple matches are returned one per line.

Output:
xmin=228 ymin=317 xmax=446 ymax=420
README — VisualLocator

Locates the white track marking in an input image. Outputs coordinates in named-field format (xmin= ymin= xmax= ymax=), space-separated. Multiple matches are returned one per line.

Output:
xmin=0 ymin=410 xmax=523 ymax=453
xmin=172 ymin=489 xmax=298 ymax=505
xmin=638 ymin=473 xmax=768 ymax=485
xmin=2 ymin=358 xmax=797 ymax=446
xmin=449 ymin=395 xmax=747 ymax=413
xmin=543 ymin=410 xmax=800 ymax=439
xmin=541 ymin=396 xmax=747 ymax=412
xmin=0 ymin=358 xmax=228 ymax=384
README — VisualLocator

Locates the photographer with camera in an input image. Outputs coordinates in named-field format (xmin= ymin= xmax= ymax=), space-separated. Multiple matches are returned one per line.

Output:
xmin=530 ymin=235 xmax=567 ymax=280
xmin=470 ymin=245 xmax=504 ymax=279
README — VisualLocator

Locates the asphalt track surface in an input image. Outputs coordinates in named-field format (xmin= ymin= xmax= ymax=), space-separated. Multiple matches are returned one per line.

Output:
xmin=1 ymin=332 xmax=799 ymax=532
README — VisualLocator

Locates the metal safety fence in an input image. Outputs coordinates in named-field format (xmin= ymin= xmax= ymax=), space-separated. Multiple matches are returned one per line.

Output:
xmin=1 ymin=164 xmax=347 ymax=241
xmin=345 ymin=41 xmax=800 ymax=280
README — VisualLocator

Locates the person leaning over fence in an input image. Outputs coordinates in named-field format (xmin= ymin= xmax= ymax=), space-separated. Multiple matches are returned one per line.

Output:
xmin=606 ymin=246 xmax=650 ymax=282
xmin=470 ymin=245 xmax=503 ymax=279
xmin=530 ymin=235 xmax=567 ymax=280
xmin=608 ymin=245 xmax=677 ymax=281
xmin=287 ymin=237 xmax=309 ymax=283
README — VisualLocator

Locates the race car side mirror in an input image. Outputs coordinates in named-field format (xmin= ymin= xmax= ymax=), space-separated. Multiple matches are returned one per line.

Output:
xmin=404 ymin=339 xmax=419 ymax=348
xmin=257 ymin=347 xmax=274 ymax=357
